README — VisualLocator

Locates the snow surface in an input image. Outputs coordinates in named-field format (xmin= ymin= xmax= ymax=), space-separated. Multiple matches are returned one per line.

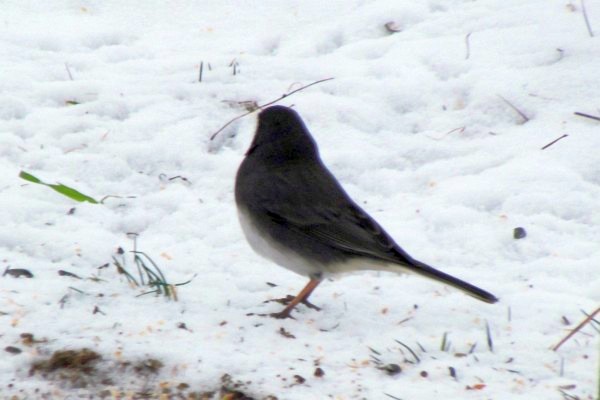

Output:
xmin=1 ymin=1 xmax=599 ymax=398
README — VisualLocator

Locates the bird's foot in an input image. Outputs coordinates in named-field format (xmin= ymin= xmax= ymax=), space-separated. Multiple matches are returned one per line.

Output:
xmin=269 ymin=310 xmax=295 ymax=319
xmin=246 ymin=310 xmax=296 ymax=319
xmin=264 ymin=295 xmax=321 ymax=311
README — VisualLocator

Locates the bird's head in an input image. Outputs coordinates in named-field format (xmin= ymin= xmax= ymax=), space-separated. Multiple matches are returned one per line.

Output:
xmin=245 ymin=106 xmax=319 ymax=162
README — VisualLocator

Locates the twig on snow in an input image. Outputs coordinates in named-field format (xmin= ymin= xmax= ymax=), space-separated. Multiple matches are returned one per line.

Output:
xmin=541 ymin=134 xmax=569 ymax=150
xmin=427 ymin=126 xmax=465 ymax=141
xmin=498 ymin=95 xmax=530 ymax=124
xmin=440 ymin=332 xmax=450 ymax=352
xmin=580 ymin=308 xmax=600 ymax=333
xmin=65 ymin=63 xmax=74 ymax=81
xmin=559 ymin=356 xmax=565 ymax=377
xmin=553 ymin=306 xmax=600 ymax=351
xmin=384 ymin=393 xmax=402 ymax=400
xmin=229 ymin=58 xmax=239 ymax=76
xmin=581 ymin=0 xmax=595 ymax=37
xmin=559 ymin=388 xmax=580 ymax=400
xmin=395 ymin=339 xmax=420 ymax=363
xmin=574 ymin=111 xmax=600 ymax=122
xmin=209 ymin=77 xmax=334 ymax=141
xmin=485 ymin=320 xmax=494 ymax=352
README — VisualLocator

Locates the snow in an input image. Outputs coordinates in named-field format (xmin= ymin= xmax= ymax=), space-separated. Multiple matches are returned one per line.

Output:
xmin=1 ymin=0 xmax=598 ymax=398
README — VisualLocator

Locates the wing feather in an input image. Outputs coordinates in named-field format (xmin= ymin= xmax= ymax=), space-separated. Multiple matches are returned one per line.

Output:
xmin=254 ymin=166 xmax=414 ymax=265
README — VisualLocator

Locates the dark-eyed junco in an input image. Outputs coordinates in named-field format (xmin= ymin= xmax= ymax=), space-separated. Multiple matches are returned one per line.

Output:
xmin=235 ymin=105 xmax=497 ymax=319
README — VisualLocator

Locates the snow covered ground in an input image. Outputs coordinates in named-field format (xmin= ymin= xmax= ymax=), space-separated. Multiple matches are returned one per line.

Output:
xmin=1 ymin=1 xmax=599 ymax=398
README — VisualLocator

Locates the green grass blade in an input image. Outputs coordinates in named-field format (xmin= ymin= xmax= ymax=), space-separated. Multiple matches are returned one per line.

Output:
xmin=112 ymin=257 xmax=139 ymax=286
xmin=49 ymin=183 xmax=99 ymax=204
xmin=133 ymin=251 xmax=168 ymax=283
xmin=133 ymin=253 xmax=147 ymax=285
xmin=174 ymin=274 xmax=197 ymax=286
xmin=19 ymin=171 xmax=42 ymax=183
xmin=19 ymin=170 xmax=98 ymax=204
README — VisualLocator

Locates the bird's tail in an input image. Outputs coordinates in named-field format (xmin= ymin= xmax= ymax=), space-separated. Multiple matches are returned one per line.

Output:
xmin=406 ymin=259 xmax=498 ymax=304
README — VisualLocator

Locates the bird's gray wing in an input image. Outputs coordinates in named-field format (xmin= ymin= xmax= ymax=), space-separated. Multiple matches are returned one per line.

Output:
xmin=257 ymin=167 xmax=415 ymax=265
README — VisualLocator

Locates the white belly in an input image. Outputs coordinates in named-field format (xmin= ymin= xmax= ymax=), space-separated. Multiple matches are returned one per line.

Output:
xmin=236 ymin=207 xmax=404 ymax=278
xmin=237 ymin=207 xmax=324 ymax=277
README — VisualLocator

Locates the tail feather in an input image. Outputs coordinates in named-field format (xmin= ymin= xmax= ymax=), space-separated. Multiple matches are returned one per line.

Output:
xmin=408 ymin=259 xmax=498 ymax=304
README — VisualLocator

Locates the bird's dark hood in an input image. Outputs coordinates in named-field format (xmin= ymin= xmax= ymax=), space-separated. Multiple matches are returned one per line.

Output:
xmin=245 ymin=106 xmax=320 ymax=163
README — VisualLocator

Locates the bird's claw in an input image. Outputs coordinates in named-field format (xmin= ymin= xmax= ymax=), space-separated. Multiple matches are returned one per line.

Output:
xmin=264 ymin=295 xmax=322 ymax=311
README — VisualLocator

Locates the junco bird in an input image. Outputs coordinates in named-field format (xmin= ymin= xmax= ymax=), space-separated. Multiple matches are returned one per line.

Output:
xmin=235 ymin=105 xmax=497 ymax=319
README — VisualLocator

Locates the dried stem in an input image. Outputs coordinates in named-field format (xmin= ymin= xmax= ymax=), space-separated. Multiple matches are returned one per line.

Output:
xmin=581 ymin=0 xmax=595 ymax=37
xmin=574 ymin=111 xmax=600 ymax=122
xmin=553 ymin=307 xmax=600 ymax=351
xmin=65 ymin=63 xmax=74 ymax=81
xmin=485 ymin=320 xmax=494 ymax=352
xmin=395 ymin=339 xmax=420 ymax=363
xmin=581 ymin=308 xmax=600 ymax=332
xmin=209 ymin=77 xmax=334 ymax=141
xmin=498 ymin=95 xmax=530 ymax=123
xmin=427 ymin=126 xmax=465 ymax=141
xmin=384 ymin=393 xmax=402 ymax=400
xmin=541 ymin=134 xmax=568 ymax=150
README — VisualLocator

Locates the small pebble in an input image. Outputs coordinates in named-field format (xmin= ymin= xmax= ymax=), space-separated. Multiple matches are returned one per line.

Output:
xmin=513 ymin=227 xmax=527 ymax=239
xmin=449 ymin=366 xmax=457 ymax=378
xmin=382 ymin=364 xmax=401 ymax=375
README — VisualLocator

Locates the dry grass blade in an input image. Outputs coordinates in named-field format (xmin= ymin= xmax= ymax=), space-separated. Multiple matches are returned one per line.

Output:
xmin=485 ymin=320 xmax=494 ymax=352
xmin=580 ymin=309 xmax=600 ymax=333
xmin=440 ymin=332 xmax=450 ymax=352
xmin=541 ymin=134 xmax=568 ymax=150
xmin=384 ymin=393 xmax=403 ymax=400
xmin=553 ymin=307 xmax=600 ymax=351
xmin=498 ymin=95 xmax=529 ymax=123
xmin=394 ymin=340 xmax=420 ymax=363
xmin=574 ymin=111 xmax=600 ymax=122
xmin=580 ymin=0 xmax=595 ymax=37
